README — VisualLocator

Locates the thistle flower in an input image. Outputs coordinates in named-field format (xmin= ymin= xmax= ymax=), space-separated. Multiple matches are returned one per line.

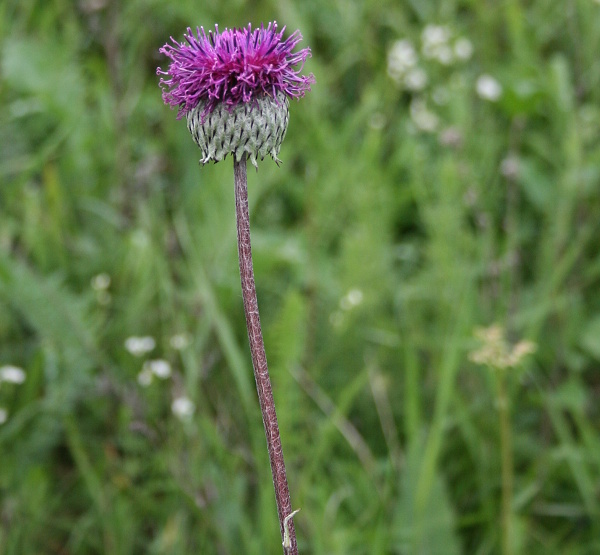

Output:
xmin=157 ymin=22 xmax=314 ymax=167
xmin=157 ymin=22 xmax=312 ymax=554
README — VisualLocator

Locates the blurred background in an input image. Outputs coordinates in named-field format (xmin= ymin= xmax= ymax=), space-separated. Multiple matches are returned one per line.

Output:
xmin=1 ymin=0 xmax=600 ymax=553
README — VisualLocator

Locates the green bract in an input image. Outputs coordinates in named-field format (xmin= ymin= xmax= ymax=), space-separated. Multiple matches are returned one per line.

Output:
xmin=186 ymin=92 xmax=290 ymax=168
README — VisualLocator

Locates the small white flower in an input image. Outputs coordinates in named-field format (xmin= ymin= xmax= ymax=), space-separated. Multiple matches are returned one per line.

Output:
xmin=170 ymin=333 xmax=191 ymax=350
xmin=340 ymin=289 xmax=364 ymax=311
xmin=0 ymin=365 xmax=26 ymax=384
xmin=404 ymin=68 xmax=428 ymax=91
xmin=172 ymin=396 xmax=195 ymax=420
xmin=500 ymin=155 xmax=520 ymax=179
xmin=435 ymin=45 xmax=454 ymax=65
xmin=145 ymin=359 xmax=172 ymax=379
xmin=125 ymin=336 xmax=156 ymax=356
xmin=422 ymin=25 xmax=451 ymax=48
xmin=476 ymin=74 xmax=503 ymax=101
xmin=91 ymin=273 xmax=111 ymax=291
xmin=454 ymin=37 xmax=474 ymax=60
xmin=0 ymin=408 xmax=7 ymax=425
xmin=410 ymin=99 xmax=439 ymax=132
xmin=422 ymin=25 xmax=452 ymax=60
xmin=137 ymin=367 xmax=153 ymax=387
xmin=388 ymin=39 xmax=418 ymax=83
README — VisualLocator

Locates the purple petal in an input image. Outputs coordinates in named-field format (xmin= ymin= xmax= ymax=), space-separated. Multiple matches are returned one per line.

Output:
xmin=157 ymin=21 xmax=315 ymax=120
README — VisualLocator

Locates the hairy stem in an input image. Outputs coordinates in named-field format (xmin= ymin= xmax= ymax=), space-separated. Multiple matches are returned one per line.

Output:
xmin=233 ymin=157 xmax=298 ymax=555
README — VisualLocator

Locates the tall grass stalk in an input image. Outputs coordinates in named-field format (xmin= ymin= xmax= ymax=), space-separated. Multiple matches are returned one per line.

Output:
xmin=496 ymin=368 xmax=513 ymax=555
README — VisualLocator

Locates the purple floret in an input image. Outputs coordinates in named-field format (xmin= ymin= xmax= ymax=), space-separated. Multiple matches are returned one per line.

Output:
xmin=157 ymin=22 xmax=315 ymax=120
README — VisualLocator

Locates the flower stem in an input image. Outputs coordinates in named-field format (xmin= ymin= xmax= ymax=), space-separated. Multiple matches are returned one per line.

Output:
xmin=233 ymin=157 xmax=298 ymax=555
xmin=496 ymin=369 xmax=513 ymax=555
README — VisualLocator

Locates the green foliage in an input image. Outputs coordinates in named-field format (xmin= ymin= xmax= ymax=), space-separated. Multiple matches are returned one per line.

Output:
xmin=2 ymin=0 xmax=600 ymax=553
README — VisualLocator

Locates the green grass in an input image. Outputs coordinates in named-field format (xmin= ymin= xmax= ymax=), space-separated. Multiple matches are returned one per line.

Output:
xmin=2 ymin=0 xmax=600 ymax=553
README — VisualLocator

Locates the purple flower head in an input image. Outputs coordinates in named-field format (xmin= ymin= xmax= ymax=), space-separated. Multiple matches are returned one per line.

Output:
xmin=157 ymin=22 xmax=315 ymax=121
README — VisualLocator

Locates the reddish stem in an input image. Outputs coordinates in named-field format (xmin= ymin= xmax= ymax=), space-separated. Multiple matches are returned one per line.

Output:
xmin=233 ymin=157 xmax=298 ymax=555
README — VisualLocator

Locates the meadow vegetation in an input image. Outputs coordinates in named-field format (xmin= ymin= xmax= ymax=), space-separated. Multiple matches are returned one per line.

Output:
xmin=1 ymin=1 xmax=600 ymax=553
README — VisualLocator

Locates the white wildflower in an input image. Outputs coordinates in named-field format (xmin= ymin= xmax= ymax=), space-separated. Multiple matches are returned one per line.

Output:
xmin=435 ymin=45 xmax=454 ymax=65
xmin=172 ymin=396 xmax=195 ymax=421
xmin=91 ymin=273 xmax=111 ymax=291
xmin=125 ymin=336 xmax=156 ymax=356
xmin=422 ymin=25 xmax=451 ymax=48
xmin=388 ymin=39 xmax=418 ymax=83
xmin=340 ymin=289 xmax=364 ymax=311
xmin=454 ymin=37 xmax=474 ymax=60
xmin=170 ymin=333 xmax=191 ymax=350
xmin=469 ymin=325 xmax=537 ymax=369
xmin=137 ymin=367 xmax=153 ymax=387
xmin=500 ymin=156 xmax=520 ymax=179
xmin=476 ymin=74 xmax=503 ymax=101
xmin=145 ymin=359 xmax=172 ymax=379
xmin=404 ymin=67 xmax=428 ymax=91
xmin=0 ymin=365 xmax=26 ymax=384
xmin=422 ymin=25 xmax=452 ymax=60
xmin=410 ymin=99 xmax=439 ymax=132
